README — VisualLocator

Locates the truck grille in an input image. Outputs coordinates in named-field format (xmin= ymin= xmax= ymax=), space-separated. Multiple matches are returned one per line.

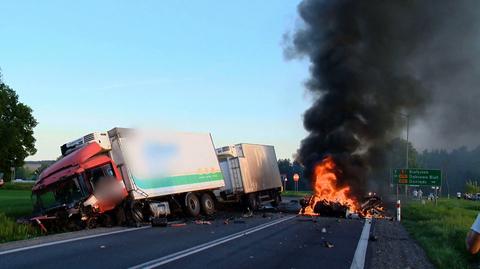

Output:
xmin=83 ymin=133 xmax=95 ymax=143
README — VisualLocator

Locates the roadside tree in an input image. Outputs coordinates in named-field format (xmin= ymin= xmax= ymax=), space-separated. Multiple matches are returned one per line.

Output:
xmin=0 ymin=76 xmax=38 ymax=181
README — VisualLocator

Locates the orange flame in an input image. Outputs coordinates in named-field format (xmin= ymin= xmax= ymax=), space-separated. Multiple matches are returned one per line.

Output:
xmin=302 ymin=156 xmax=359 ymax=216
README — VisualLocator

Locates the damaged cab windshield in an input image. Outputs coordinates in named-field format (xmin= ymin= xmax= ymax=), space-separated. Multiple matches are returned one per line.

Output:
xmin=34 ymin=175 xmax=86 ymax=212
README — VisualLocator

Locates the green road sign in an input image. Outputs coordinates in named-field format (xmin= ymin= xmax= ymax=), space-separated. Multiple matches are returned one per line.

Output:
xmin=393 ymin=168 xmax=441 ymax=186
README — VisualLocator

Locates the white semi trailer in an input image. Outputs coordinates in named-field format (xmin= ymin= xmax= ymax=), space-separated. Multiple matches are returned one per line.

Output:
xmin=215 ymin=144 xmax=283 ymax=210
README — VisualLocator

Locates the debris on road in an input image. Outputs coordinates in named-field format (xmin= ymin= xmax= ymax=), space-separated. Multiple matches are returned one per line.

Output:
xmin=321 ymin=227 xmax=327 ymax=233
xmin=151 ymin=218 xmax=168 ymax=227
xmin=223 ymin=216 xmax=234 ymax=225
xmin=170 ymin=223 xmax=187 ymax=227
xmin=194 ymin=220 xmax=212 ymax=225
xmin=296 ymin=217 xmax=317 ymax=223
xmin=242 ymin=209 xmax=253 ymax=218
xmin=369 ymin=234 xmax=379 ymax=241
xmin=324 ymin=241 xmax=334 ymax=248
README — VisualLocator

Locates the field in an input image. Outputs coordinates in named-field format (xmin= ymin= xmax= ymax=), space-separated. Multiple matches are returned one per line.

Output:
xmin=0 ymin=182 xmax=38 ymax=243
xmin=282 ymin=190 xmax=312 ymax=197
xmin=403 ymin=198 xmax=480 ymax=268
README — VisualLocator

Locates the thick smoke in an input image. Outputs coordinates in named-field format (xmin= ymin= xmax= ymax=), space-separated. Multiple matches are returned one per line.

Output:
xmin=287 ymin=0 xmax=480 ymax=197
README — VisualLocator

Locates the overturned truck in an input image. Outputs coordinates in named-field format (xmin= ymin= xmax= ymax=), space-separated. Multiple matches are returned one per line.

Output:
xmin=32 ymin=128 xmax=225 ymax=229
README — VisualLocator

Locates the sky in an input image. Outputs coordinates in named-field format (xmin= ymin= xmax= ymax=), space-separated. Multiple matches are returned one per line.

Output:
xmin=0 ymin=1 xmax=311 ymax=161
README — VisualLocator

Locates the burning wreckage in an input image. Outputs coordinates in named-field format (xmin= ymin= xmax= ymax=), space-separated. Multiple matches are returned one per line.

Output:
xmin=298 ymin=156 xmax=388 ymax=219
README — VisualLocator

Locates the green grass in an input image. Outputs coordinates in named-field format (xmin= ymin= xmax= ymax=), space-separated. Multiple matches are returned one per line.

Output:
xmin=0 ymin=183 xmax=38 ymax=243
xmin=0 ymin=189 xmax=34 ymax=218
xmin=2 ymin=181 xmax=35 ymax=191
xmin=0 ymin=213 xmax=38 ymax=243
xmin=282 ymin=190 xmax=312 ymax=197
xmin=403 ymin=198 xmax=480 ymax=269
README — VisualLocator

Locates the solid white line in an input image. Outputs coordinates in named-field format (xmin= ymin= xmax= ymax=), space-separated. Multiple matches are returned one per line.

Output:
xmin=0 ymin=226 xmax=151 ymax=256
xmin=350 ymin=218 xmax=372 ymax=269
xmin=130 ymin=215 xmax=297 ymax=269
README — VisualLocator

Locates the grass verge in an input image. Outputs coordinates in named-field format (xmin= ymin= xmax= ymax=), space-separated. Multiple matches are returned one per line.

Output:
xmin=1 ymin=181 xmax=35 ymax=191
xmin=403 ymin=198 xmax=480 ymax=268
xmin=0 ymin=189 xmax=34 ymax=219
xmin=282 ymin=190 xmax=312 ymax=197
xmin=0 ymin=213 xmax=38 ymax=243
xmin=0 ymin=184 xmax=38 ymax=243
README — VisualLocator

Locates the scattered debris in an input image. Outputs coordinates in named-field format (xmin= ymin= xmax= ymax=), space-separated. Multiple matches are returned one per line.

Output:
xmin=170 ymin=223 xmax=187 ymax=227
xmin=223 ymin=216 xmax=234 ymax=225
xmin=296 ymin=218 xmax=317 ymax=222
xmin=242 ymin=209 xmax=253 ymax=218
xmin=346 ymin=212 xmax=360 ymax=219
xmin=321 ymin=227 xmax=327 ymax=233
xmin=324 ymin=241 xmax=334 ymax=248
xmin=151 ymin=217 xmax=168 ymax=227
xmin=194 ymin=220 xmax=212 ymax=225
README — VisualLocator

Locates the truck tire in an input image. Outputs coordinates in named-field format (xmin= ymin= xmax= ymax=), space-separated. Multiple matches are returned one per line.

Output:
xmin=200 ymin=193 xmax=216 ymax=216
xmin=185 ymin=192 xmax=201 ymax=217
xmin=271 ymin=192 xmax=281 ymax=207
xmin=247 ymin=193 xmax=259 ymax=211
xmin=131 ymin=201 xmax=144 ymax=225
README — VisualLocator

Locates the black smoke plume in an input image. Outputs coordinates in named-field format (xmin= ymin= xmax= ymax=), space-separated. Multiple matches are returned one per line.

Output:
xmin=287 ymin=0 xmax=480 ymax=197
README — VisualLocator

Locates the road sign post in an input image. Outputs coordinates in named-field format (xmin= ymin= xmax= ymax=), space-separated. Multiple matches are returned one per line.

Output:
xmin=293 ymin=173 xmax=299 ymax=192
xmin=281 ymin=174 xmax=287 ymax=191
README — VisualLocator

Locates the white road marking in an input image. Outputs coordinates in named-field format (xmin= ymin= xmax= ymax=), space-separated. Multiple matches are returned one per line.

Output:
xmin=350 ymin=218 xmax=372 ymax=269
xmin=129 ymin=215 xmax=297 ymax=269
xmin=0 ymin=226 xmax=150 ymax=256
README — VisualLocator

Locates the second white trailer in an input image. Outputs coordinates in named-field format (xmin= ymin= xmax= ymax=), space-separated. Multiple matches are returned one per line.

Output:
xmin=215 ymin=143 xmax=282 ymax=210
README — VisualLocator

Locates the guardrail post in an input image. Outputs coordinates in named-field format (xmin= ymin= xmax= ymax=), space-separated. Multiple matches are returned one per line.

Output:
xmin=396 ymin=200 xmax=401 ymax=221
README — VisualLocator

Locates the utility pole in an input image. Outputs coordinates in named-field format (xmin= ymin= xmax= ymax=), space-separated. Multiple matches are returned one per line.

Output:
xmin=10 ymin=167 xmax=15 ymax=182
xmin=398 ymin=113 xmax=410 ymax=198
xmin=405 ymin=114 xmax=409 ymax=198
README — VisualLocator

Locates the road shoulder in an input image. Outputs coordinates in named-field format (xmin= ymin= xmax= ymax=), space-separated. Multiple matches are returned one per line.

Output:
xmin=366 ymin=219 xmax=434 ymax=269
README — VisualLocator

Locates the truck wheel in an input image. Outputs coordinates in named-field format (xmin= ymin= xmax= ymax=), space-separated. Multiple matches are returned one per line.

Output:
xmin=131 ymin=202 xmax=144 ymax=225
xmin=185 ymin=193 xmax=201 ymax=217
xmin=200 ymin=193 xmax=216 ymax=216
xmin=271 ymin=192 xmax=281 ymax=207
xmin=247 ymin=193 xmax=259 ymax=211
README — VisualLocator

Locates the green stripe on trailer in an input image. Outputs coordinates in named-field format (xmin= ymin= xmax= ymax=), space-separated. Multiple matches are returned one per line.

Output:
xmin=133 ymin=172 xmax=224 ymax=189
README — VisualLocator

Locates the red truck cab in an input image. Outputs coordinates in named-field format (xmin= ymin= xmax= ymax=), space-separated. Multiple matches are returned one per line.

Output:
xmin=32 ymin=142 xmax=128 ymax=220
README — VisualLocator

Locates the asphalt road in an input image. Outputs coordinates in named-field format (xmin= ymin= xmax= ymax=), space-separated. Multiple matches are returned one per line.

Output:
xmin=0 ymin=213 xmax=366 ymax=269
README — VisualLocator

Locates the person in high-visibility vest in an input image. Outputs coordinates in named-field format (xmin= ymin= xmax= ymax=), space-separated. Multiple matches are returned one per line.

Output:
xmin=466 ymin=215 xmax=480 ymax=254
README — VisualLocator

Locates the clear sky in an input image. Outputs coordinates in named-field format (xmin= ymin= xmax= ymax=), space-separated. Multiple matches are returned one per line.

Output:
xmin=0 ymin=1 xmax=311 ymax=161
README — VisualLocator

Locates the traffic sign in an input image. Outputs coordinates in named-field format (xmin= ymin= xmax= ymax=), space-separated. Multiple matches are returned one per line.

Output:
xmin=393 ymin=168 xmax=441 ymax=186
xmin=293 ymin=173 xmax=300 ymax=182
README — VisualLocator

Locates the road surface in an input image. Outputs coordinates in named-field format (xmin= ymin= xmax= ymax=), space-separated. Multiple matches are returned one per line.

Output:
xmin=0 ymin=213 xmax=367 ymax=269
